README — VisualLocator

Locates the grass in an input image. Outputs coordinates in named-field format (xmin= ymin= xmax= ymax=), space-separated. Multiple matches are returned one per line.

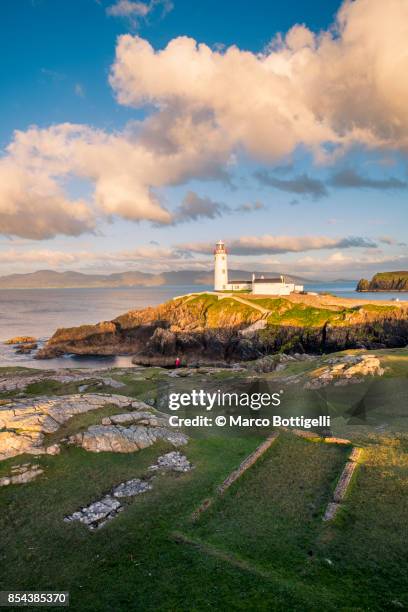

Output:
xmin=373 ymin=271 xmax=408 ymax=280
xmin=360 ymin=271 xmax=408 ymax=291
xmin=0 ymin=367 xmax=168 ymax=402
xmin=187 ymin=434 xmax=348 ymax=573
xmin=1 ymin=352 xmax=408 ymax=610
xmin=2 ymin=425 xmax=408 ymax=610
xmin=183 ymin=294 xmax=402 ymax=329
xmin=0 ymin=435 xmax=274 ymax=612
xmin=311 ymin=438 xmax=408 ymax=608
xmin=358 ymin=303 xmax=398 ymax=313
xmin=43 ymin=402 xmax=137 ymax=445
xmin=249 ymin=298 xmax=354 ymax=328
xmin=0 ymin=366 xmax=46 ymax=375
xmin=187 ymin=294 xmax=260 ymax=328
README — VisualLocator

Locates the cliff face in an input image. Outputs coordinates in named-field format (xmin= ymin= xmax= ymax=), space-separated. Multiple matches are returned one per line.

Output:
xmin=357 ymin=271 xmax=408 ymax=292
xmin=36 ymin=293 xmax=408 ymax=363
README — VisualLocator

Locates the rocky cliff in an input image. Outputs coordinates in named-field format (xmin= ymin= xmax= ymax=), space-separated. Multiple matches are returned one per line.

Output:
xmin=357 ymin=271 xmax=408 ymax=292
xmin=36 ymin=293 xmax=408 ymax=364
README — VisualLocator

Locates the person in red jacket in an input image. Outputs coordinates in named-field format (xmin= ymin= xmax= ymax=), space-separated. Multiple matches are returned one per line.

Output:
xmin=175 ymin=356 xmax=181 ymax=368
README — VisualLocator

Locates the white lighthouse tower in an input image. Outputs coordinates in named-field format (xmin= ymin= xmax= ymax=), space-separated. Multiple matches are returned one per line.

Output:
xmin=214 ymin=240 xmax=228 ymax=291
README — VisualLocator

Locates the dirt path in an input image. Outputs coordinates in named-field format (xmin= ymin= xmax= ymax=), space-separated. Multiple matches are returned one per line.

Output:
xmin=218 ymin=294 xmax=271 ymax=315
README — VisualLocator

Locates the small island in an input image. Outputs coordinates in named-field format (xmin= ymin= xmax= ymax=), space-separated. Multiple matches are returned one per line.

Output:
xmin=357 ymin=271 xmax=408 ymax=292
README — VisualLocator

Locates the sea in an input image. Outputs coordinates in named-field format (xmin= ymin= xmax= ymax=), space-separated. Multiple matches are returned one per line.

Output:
xmin=0 ymin=282 xmax=405 ymax=369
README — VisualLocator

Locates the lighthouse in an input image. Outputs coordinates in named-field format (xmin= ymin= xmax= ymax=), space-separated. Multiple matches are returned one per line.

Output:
xmin=214 ymin=240 xmax=228 ymax=290
xmin=212 ymin=240 xmax=304 ymax=294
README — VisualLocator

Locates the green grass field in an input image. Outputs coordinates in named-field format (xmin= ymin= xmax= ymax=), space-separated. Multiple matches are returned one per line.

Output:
xmin=1 ymin=350 xmax=408 ymax=610
xmin=1 ymin=429 xmax=408 ymax=610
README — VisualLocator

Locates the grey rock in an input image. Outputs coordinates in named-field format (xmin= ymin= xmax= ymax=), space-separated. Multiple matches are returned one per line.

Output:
xmin=112 ymin=478 xmax=152 ymax=498
xmin=101 ymin=411 xmax=168 ymax=428
xmin=65 ymin=478 xmax=152 ymax=529
xmin=305 ymin=354 xmax=385 ymax=389
xmin=46 ymin=444 xmax=61 ymax=455
xmin=65 ymin=495 xmax=122 ymax=529
xmin=149 ymin=451 xmax=193 ymax=472
xmin=0 ymin=393 xmax=154 ymax=461
xmin=0 ymin=463 xmax=44 ymax=487
xmin=70 ymin=424 xmax=188 ymax=454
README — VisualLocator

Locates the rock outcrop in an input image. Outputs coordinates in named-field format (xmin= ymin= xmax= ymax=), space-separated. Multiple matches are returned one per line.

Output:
xmin=4 ymin=336 xmax=37 ymax=345
xmin=16 ymin=343 xmax=38 ymax=354
xmin=69 ymin=423 xmax=187 ymax=453
xmin=149 ymin=451 xmax=193 ymax=472
xmin=0 ymin=462 xmax=44 ymax=487
xmin=65 ymin=495 xmax=124 ymax=529
xmin=357 ymin=271 xmax=408 ymax=292
xmin=0 ymin=394 xmax=166 ymax=460
xmin=64 ymin=451 xmax=192 ymax=530
xmin=0 ymin=370 xmax=126 ymax=393
xmin=305 ymin=354 xmax=385 ymax=389
xmin=36 ymin=293 xmax=408 ymax=364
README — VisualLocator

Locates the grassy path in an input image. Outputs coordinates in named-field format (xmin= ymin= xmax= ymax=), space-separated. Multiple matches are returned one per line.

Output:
xmin=218 ymin=293 xmax=271 ymax=315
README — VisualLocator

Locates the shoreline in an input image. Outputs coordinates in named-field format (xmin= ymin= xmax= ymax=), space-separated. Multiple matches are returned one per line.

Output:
xmin=2 ymin=289 xmax=408 ymax=367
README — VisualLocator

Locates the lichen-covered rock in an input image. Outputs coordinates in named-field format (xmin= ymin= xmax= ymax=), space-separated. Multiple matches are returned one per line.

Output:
xmin=70 ymin=424 xmax=188 ymax=453
xmin=65 ymin=477 xmax=153 ymax=529
xmin=0 ymin=430 xmax=44 ymax=460
xmin=112 ymin=478 xmax=152 ymax=498
xmin=305 ymin=355 xmax=385 ymax=389
xmin=0 ymin=463 xmax=43 ymax=487
xmin=0 ymin=370 xmax=126 ymax=393
xmin=0 ymin=394 xmax=155 ymax=460
xmin=101 ymin=412 xmax=168 ymax=427
xmin=149 ymin=451 xmax=193 ymax=472
xmin=46 ymin=443 xmax=61 ymax=455
xmin=65 ymin=495 xmax=122 ymax=529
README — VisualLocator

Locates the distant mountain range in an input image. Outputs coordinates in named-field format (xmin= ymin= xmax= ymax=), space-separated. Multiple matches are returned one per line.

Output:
xmin=0 ymin=269 xmax=314 ymax=289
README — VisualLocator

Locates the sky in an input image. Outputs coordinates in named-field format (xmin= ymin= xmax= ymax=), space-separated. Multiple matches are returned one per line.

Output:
xmin=0 ymin=0 xmax=407 ymax=280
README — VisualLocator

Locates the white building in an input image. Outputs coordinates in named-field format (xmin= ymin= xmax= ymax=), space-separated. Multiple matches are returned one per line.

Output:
xmin=252 ymin=276 xmax=304 ymax=295
xmin=213 ymin=240 xmax=303 ymax=295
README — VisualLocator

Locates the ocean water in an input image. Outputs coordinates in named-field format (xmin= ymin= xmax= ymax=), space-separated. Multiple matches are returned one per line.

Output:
xmin=0 ymin=285 xmax=209 ymax=369
xmin=304 ymin=281 xmax=408 ymax=302
xmin=0 ymin=282 xmax=405 ymax=369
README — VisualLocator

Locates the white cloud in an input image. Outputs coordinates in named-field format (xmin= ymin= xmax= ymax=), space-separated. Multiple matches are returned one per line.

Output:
xmin=110 ymin=0 xmax=408 ymax=160
xmin=2 ymin=242 xmax=405 ymax=280
xmin=1 ymin=0 xmax=408 ymax=240
xmin=0 ymin=245 xmax=200 ymax=274
xmin=106 ymin=0 xmax=173 ymax=27
xmin=291 ymin=251 xmax=408 ymax=277
xmin=107 ymin=1 xmax=151 ymax=18
xmin=0 ymin=156 xmax=95 ymax=239
xmin=0 ymin=115 xmax=236 ymax=238
xmin=0 ymin=249 xmax=80 ymax=266
xmin=179 ymin=235 xmax=377 ymax=256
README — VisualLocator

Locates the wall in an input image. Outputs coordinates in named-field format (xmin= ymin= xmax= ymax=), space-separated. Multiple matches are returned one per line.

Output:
xmin=252 ymin=283 xmax=294 ymax=295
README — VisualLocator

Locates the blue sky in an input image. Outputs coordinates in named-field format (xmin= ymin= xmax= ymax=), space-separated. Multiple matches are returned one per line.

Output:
xmin=0 ymin=0 xmax=407 ymax=279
